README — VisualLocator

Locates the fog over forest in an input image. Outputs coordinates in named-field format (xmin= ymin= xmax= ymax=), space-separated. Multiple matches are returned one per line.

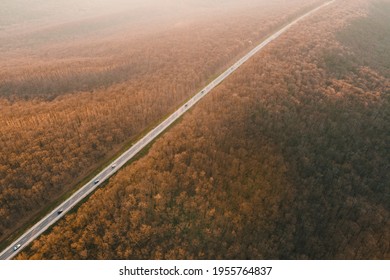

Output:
xmin=0 ymin=0 xmax=288 ymax=28
xmin=2 ymin=0 xmax=326 ymax=246
xmin=1 ymin=0 xmax=311 ymax=53
xmin=1 ymin=0 xmax=388 ymax=261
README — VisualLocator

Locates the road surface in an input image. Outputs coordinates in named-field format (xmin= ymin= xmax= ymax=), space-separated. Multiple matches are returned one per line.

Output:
xmin=0 ymin=0 xmax=334 ymax=260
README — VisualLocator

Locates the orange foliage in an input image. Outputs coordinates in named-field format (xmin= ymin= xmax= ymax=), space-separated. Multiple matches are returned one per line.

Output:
xmin=17 ymin=0 xmax=389 ymax=259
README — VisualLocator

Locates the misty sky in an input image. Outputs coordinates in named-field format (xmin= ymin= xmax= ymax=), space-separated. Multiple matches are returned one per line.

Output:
xmin=0 ymin=0 xmax=282 ymax=28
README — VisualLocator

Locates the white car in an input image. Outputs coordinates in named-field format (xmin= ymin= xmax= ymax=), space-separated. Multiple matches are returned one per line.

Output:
xmin=13 ymin=244 xmax=21 ymax=251
xmin=111 ymin=164 xmax=117 ymax=169
xmin=94 ymin=179 xmax=100 ymax=184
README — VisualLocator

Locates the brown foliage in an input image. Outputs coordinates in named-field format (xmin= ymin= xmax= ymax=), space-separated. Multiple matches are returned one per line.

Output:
xmin=0 ymin=1 xmax=321 ymax=242
xmin=17 ymin=0 xmax=389 ymax=259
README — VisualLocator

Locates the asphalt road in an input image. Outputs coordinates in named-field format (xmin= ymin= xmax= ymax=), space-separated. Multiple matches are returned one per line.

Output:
xmin=0 ymin=0 xmax=334 ymax=260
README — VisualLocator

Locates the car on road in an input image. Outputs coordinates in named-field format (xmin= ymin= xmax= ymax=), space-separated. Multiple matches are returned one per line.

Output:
xmin=111 ymin=164 xmax=117 ymax=169
xmin=94 ymin=179 xmax=100 ymax=184
xmin=57 ymin=209 xmax=63 ymax=214
xmin=13 ymin=244 xmax=21 ymax=251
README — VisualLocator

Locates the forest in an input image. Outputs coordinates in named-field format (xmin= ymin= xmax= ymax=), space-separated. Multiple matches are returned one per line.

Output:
xmin=16 ymin=0 xmax=389 ymax=259
xmin=0 ymin=0 xmax=323 ymax=246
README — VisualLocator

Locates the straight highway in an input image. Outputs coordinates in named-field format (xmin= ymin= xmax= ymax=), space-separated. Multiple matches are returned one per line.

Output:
xmin=0 ymin=0 xmax=335 ymax=260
